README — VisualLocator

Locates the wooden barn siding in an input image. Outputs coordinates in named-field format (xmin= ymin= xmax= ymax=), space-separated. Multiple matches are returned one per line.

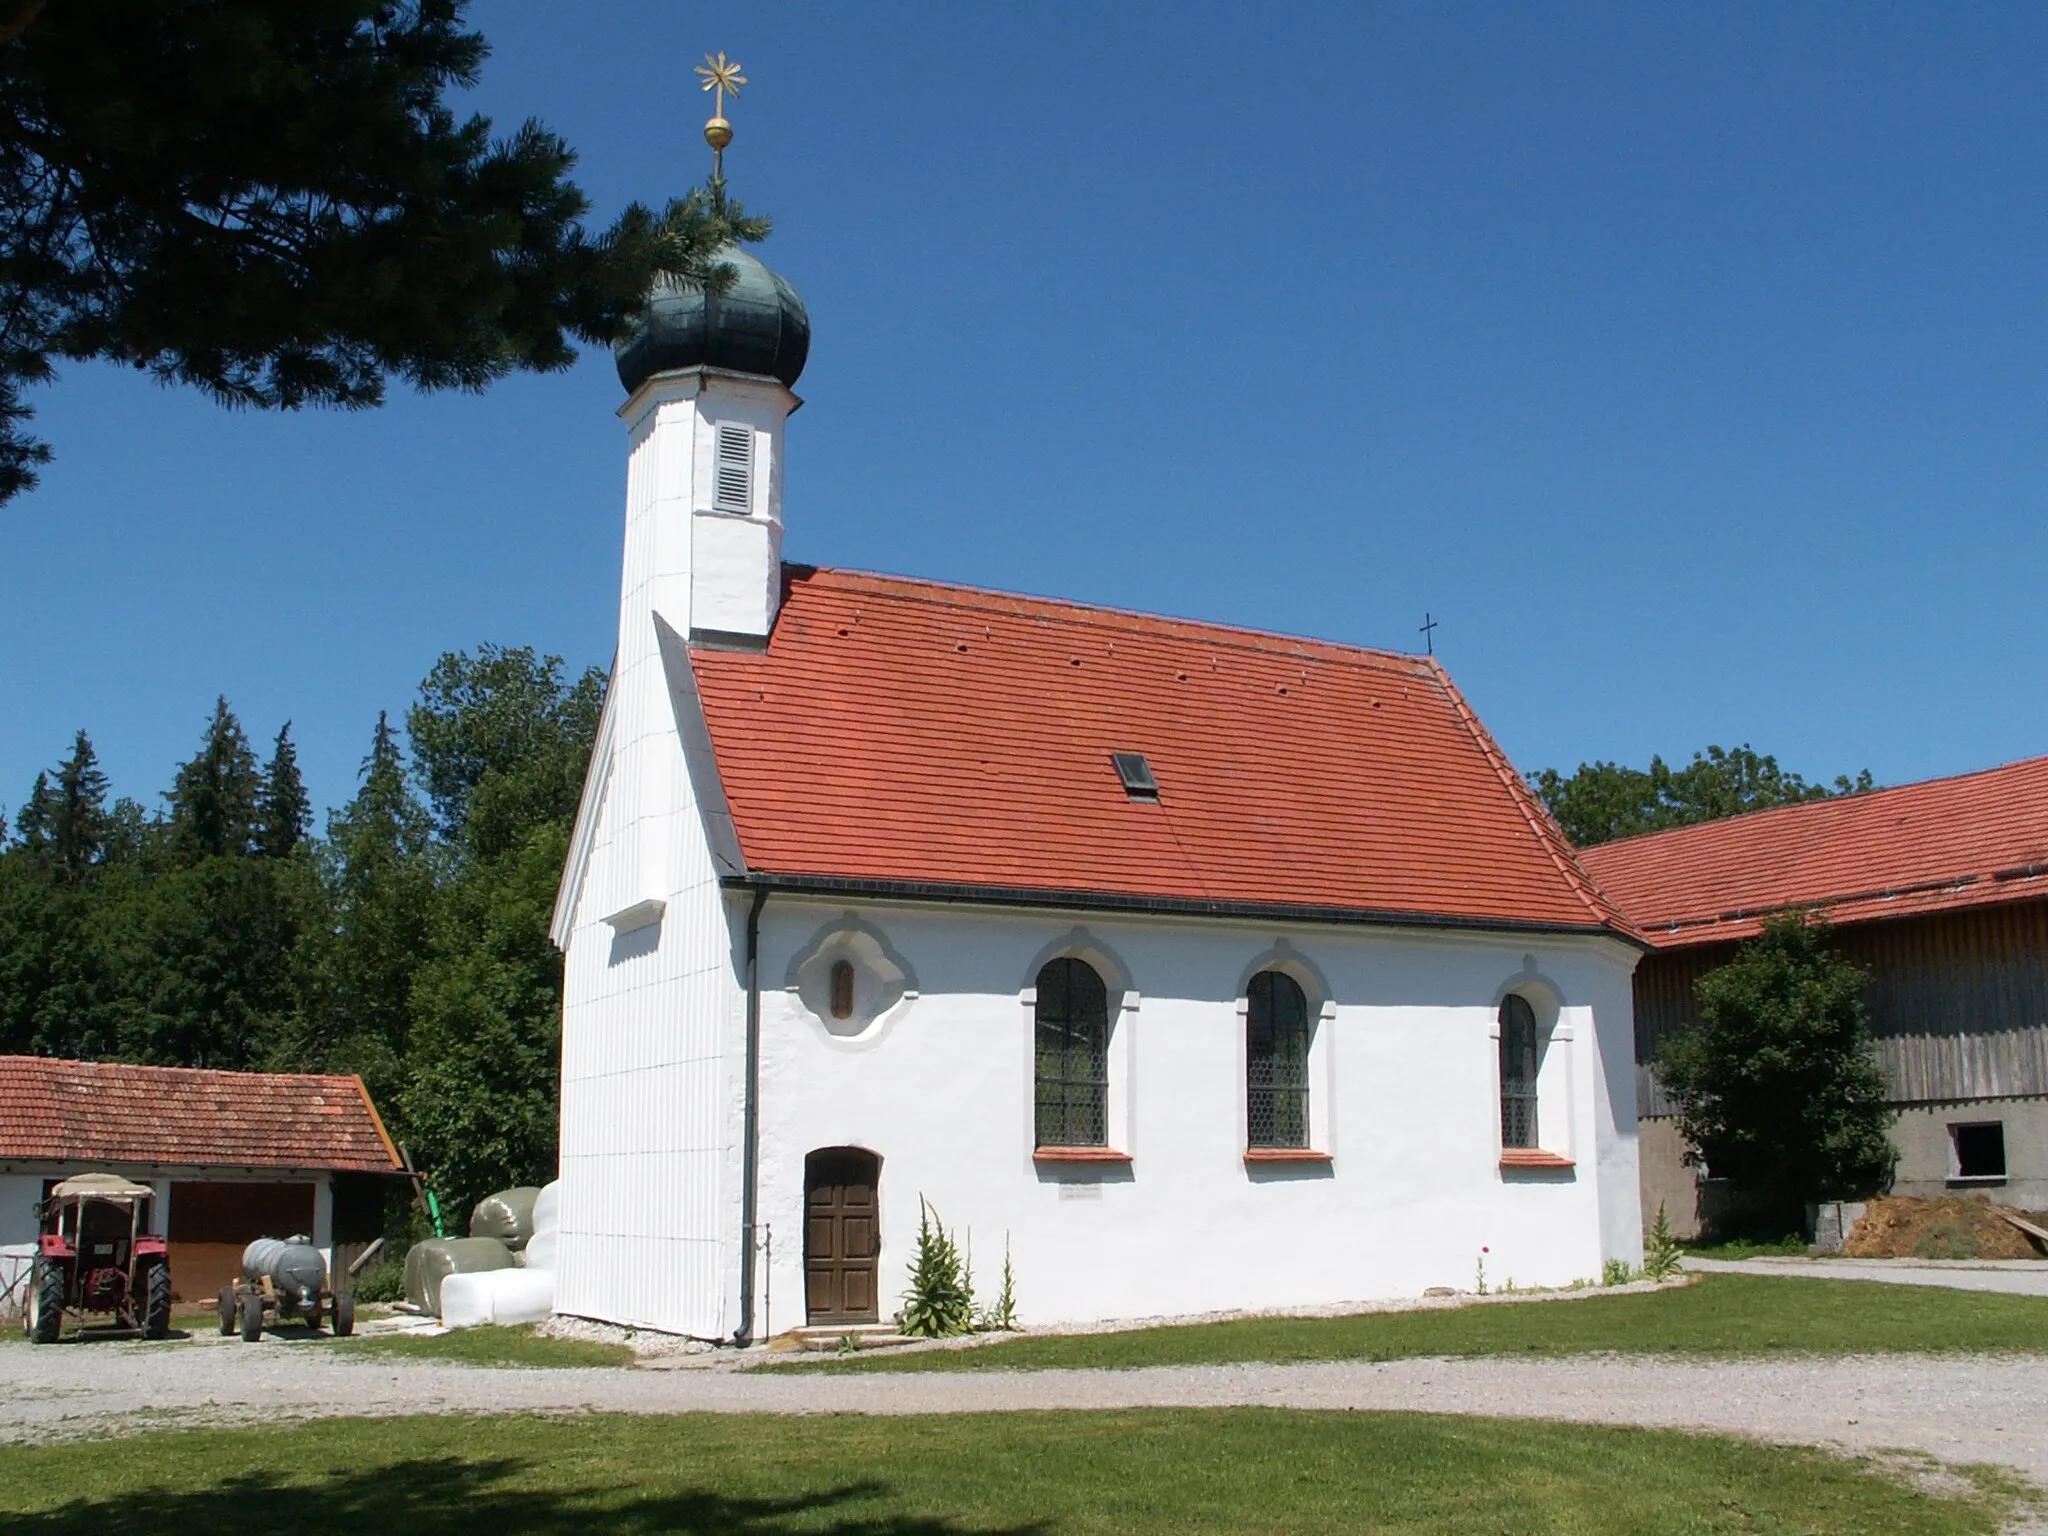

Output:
xmin=1634 ymin=898 xmax=2048 ymax=1117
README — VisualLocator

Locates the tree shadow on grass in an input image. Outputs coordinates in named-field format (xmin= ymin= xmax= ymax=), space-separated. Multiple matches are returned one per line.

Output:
xmin=6 ymin=1454 xmax=1048 ymax=1536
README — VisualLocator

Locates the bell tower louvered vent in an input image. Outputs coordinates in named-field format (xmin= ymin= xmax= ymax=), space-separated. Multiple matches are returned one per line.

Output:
xmin=713 ymin=422 xmax=753 ymax=513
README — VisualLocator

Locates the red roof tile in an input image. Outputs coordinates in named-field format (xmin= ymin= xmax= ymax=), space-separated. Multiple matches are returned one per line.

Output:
xmin=0 ymin=1057 xmax=404 ymax=1172
xmin=688 ymin=568 xmax=1633 ymax=938
xmin=1577 ymin=755 xmax=2048 ymax=950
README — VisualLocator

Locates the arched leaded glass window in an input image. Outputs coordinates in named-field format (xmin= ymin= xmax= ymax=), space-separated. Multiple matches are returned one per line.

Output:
xmin=1034 ymin=958 xmax=1109 ymax=1147
xmin=1499 ymin=994 xmax=1540 ymax=1149
xmin=1247 ymin=971 xmax=1312 ymax=1149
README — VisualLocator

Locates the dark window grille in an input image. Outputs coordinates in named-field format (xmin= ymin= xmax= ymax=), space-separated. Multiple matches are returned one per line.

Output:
xmin=1247 ymin=970 xmax=1312 ymax=1148
xmin=1035 ymin=957 xmax=1109 ymax=1146
xmin=829 ymin=959 xmax=855 ymax=1020
xmin=1499 ymin=994 xmax=1539 ymax=1149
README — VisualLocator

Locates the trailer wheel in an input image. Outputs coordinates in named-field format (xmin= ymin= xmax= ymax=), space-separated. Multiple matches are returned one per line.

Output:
xmin=217 ymin=1285 xmax=236 ymax=1336
xmin=332 ymin=1292 xmax=354 ymax=1338
xmin=238 ymin=1291 xmax=263 ymax=1343
xmin=28 ymin=1259 xmax=63 ymax=1344
xmin=142 ymin=1263 xmax=173 ymax=1339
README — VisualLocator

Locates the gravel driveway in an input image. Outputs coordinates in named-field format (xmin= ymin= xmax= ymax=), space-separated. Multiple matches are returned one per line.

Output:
xmin=4 ymin=1332 xmax=2047 ymax=1497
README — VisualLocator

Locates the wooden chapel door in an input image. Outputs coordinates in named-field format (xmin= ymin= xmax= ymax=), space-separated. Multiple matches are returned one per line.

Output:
xmin=804 ymin=1147 xmax=880 ymax=1325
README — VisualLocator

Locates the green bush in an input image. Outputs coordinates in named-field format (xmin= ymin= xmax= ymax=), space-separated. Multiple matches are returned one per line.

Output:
xmin=1643 ymin=1204 xmax=1683 ymax=1281
xmin=350 ymin=1256 xmax=405 ymax=1304
xmin=896 ymin=1198 xmax=974 ymax=1338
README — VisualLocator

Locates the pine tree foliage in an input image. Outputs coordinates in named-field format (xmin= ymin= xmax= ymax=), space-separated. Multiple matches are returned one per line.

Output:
xmin=1530 ymin=744 xmax=1875 ymax=848
xmin=256 ymin=723 xmax=310 ymax=858
xmin=0 ymin=636 xmax=619 ymax=1224
xmin=43 ymin=729 xmax=109 ymax=880
xmin=287 ymin=710 xmax=434 ymax=1107
xmin=10 ymin=771 xmax=52 ymax=857
xmin=1657 ymin=915 xmax=1895 ymax=1222
xmin=167 ymin=697 xmax=261 ymax=861
xmin=0 ymin=1 xmax=775 ymax=503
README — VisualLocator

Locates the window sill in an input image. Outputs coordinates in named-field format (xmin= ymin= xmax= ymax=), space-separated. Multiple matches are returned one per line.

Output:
xmin=1948 ymin=1175 xmax=2007 ymax=1186
xmin=1244 ymin=1148 xmax=1332 ymax=1163
xmin=1033 ymin=1147 xmax=1132 ymax=1164
xmin=1499 ymin=1149 xmax=1575 ymax=1170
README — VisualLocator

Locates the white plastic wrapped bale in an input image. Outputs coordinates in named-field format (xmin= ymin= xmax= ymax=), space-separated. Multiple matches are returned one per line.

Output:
xmin=521 ymin=1180 xmax=560 ymax=1273
xmin=440 ymin=1179 xmax=562 ymax=1329
xmin=523 ymin=1227 xmax=558 ymax=1272
xmin=439 ymin=1266 xmax=556 ymax=1328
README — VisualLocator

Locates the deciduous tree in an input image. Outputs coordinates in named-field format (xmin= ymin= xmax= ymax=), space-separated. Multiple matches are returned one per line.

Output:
xmin=1531 ymin=744 xmax=1874 ymax=848
xmin=1657 ymin=915 xmax=1895 ymax=1228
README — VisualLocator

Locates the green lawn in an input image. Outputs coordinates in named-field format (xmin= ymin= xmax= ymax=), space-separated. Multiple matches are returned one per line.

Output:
xmin=790 ymin=1274 xmax=2048 ymax=1374
xmin=335 ymin=1324 xmax=633 ymax=1369
xmin=0 ymin=1410 xmax=2028 ymax=1535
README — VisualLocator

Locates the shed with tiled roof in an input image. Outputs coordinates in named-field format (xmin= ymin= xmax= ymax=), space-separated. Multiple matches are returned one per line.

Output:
xmin=0 ymin=1057 xmax=404 ymax=1303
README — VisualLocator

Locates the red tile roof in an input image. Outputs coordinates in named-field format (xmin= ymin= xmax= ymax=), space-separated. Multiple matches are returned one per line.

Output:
xmin=0 ymin=1057 xmax=404 ymax=1172
xmin=687 ymin=568 xmax=1634 ymax=938
xmin=1577 ymin=755 xmax=2048 ymax=950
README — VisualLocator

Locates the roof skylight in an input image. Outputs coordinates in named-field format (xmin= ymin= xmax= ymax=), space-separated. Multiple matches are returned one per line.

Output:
xmin=1111 ymin=752 xmax=1160 ymax=801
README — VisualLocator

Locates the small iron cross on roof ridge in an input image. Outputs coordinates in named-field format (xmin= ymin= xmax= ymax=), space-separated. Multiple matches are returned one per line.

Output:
xmin=1419 ymin=612 xmax=1438 ymax=656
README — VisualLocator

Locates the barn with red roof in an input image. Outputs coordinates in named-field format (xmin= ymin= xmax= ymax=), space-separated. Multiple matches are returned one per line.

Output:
xmin=545 ymin=240 xmax=1647 ymax=1340
xmin=1580 ymin=757 xmax=2048 ymax=1233
xmin=0 ymin=1057 xmax=403 ymax=1302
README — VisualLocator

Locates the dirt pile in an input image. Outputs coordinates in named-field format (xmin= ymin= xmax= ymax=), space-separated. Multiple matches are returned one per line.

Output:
xmin=1843 ymin=1195 xmax=2047 ymax=1260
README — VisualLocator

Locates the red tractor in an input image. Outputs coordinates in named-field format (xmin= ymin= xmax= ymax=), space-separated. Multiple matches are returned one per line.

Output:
xmin=25 ymin=1172 xmax=172 ymax=1343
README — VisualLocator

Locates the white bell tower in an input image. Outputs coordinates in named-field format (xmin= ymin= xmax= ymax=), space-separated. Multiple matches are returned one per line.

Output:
xmin=615 ymin=363 xmax=799 ymax=658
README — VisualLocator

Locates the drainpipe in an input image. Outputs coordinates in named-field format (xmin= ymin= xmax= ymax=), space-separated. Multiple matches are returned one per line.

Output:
xmin=733 ymin=885 xmax=768 ymax=1347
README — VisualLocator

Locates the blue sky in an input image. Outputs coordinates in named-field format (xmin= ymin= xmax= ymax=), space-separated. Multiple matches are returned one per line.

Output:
xmin=6 ymin=3 xmax=2046 ymax=823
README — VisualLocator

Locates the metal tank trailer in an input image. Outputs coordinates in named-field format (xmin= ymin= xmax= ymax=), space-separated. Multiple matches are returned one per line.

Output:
xmin=218 ymin=1235 xmax=354 ymax=1341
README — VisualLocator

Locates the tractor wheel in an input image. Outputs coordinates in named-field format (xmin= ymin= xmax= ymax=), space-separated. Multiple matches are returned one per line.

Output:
xmin=332 ymin=1292 xmax=355 ymax=1338
xmin=143 ymin=1263 xmax=172 ymax=1339
xmin=28 ymin=1259 xmax=63 ymax=1345
xmin=217 ymin=1285 xmax=236 ymax=1336
xmin=238 ymin=1291 xmax=263 ymax=1343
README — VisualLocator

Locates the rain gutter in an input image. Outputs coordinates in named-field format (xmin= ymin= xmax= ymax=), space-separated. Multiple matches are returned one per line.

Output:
xmin=718 ymin=871 xmax=1644 ymax=949
xmin=732 ymin=885 xmax=769 ymax=1348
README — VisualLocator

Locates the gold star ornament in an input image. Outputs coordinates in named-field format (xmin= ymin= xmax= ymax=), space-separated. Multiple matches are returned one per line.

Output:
xmin=695 ymin=51 xmax=746 ymax=151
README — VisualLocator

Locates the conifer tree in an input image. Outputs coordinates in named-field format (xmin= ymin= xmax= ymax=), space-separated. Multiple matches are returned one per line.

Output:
xmin=303 ymin=712 xmax=433 ymax=1106
xmin=10 ymin=771 xmax=54 ymax=858
xmin=167 ymin=698 xmax=261 ymax=861
xmin=256 ymin=723 xmax=311 ymax=859
xmin=48 ymin=729 xmax=110 ymax=880
xmin=0 ymin=2 xmax=773 ymax=503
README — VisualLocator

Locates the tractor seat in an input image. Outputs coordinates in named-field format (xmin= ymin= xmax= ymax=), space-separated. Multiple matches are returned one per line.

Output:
xmin=75 ymin=1199 xmax=134 ymax=1270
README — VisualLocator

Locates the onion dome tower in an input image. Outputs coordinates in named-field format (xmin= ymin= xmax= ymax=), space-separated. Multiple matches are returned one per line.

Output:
xmin=613 ymin=246 xmax=809 ymax=395
xmin=611 ymin=52 xmax=806 ymax=660
xmin=595 ymin=55 xmax=806 ymax=948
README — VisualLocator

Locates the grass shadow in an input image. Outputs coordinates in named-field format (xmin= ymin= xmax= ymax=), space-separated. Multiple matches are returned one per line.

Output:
xmin=4 ymin=1453 xmax=1046 ymax=1536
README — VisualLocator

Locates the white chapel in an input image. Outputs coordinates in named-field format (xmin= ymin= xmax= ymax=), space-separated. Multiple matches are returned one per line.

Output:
xmin=549 ymin=126 xmax=1646 ymax=1342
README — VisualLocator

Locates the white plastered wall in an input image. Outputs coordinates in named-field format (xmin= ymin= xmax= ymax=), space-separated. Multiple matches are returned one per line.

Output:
xmin=743 ymin=900 xmax=1642 ymax=1332
xmin=552 ymin=367 xmax=776 ymax=1337
xmin=0 ymin=1174 xmax=41 ymax=1247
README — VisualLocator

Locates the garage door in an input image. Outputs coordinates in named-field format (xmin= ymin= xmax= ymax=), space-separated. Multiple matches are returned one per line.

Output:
xmin=168 ymin=1181 xmax=316 ymax=1301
